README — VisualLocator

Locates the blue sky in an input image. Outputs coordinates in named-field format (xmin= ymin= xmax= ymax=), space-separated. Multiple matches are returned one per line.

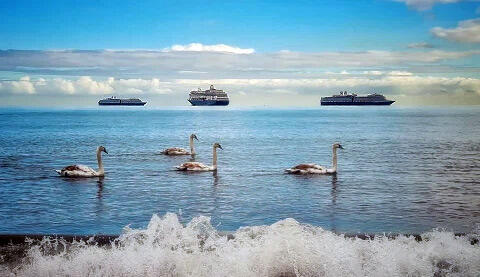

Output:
xmin=1 ymin=0 xmax=478 ymax=51
xmin=1 ymin=0 xmax=480 ymax=106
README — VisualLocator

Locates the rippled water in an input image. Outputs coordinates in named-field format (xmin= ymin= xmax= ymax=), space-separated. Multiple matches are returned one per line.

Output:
xmin=0 ymin=107 xmax=479 ymax=234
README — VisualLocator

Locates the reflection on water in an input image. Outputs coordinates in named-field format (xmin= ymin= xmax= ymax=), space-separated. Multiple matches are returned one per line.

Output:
xmin=330 ymin=175 xmax=338 ymax=232
xmin=97 ymin=177 xmax=104 ymax=199
xmin=213 ymin=171 xmax=219 ymax=186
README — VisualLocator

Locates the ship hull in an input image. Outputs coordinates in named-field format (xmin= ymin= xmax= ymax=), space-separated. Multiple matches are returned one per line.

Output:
xmin=188 ymin=100 xmax=229 ymax=106
xmin=321 ymin=101 xmax=395 ymax=106
xmin=98 ymin=102 xmax=146 ymax=106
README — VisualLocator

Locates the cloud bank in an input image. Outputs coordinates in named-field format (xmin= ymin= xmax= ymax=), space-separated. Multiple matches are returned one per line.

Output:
xmin=1 ymin=43 xmax=480 ymax=105
xmin=1 ymin=49 xmax=478 ymax=75
xmin=0 ymin=77 xmax=172 ymax=96
xmin=1 ymin=75 xmax=479 ymax=99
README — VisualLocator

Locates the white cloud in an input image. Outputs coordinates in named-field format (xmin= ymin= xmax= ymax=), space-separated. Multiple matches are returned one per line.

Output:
xmin=112 ymin=78 xmax=172 ymax=94
xmin=407 ymin=42 xmax=434 ymax=48
xmin=75 ymin=76 xmax=114 ymax=94
xmin=49 ymin=78 xmax=75 ymax=94
xmin=163 ymin=43 xmax=255 ymax=54
xmin=0 ymin=76 xmax=36 ymax=94
xmin=363 ymin=71 xmax=384 ymax=75
xmin=178 ymin=70 xmax=207 ymax=74
xmin=395 ymin=0 xmax=461 ymax=11
xmin=0 ymin=77 xmax=174 ymax=96
xmin=432 ymin=18 xmax=480 ymax=43
xmin=388 ymin=71 xmax=414 ymax=76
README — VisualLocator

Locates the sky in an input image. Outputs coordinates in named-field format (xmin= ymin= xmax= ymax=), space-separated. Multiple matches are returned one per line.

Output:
xmin=1 ymin=0 xmax=480 ymax=106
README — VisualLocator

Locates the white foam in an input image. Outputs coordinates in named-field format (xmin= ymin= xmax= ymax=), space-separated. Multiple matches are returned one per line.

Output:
xmin=5 ymin=213 xmax=480 ymax=276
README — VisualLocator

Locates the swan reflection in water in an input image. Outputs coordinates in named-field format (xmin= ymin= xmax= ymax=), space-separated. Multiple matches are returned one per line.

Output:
xmin=330 ymin=175 xmax=338 ymax=232
xmin=213 ymin=170 xmax=219 ymax=186
xmin=97 ymin=176 xmax=104 ymax=199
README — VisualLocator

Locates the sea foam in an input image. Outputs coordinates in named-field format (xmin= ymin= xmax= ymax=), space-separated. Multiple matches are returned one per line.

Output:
xmin=4 ymin=213 xmax=480 ymax=276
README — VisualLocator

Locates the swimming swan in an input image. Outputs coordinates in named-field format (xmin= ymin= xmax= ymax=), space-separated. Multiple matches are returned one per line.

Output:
xmin=56 ymin=146 xmax=108 ymax=177
xmin=285 ymin=143 xmax=344 ymax=174
xmin=175 ymin=143 xmax=222 ymax=171
xmin=162 ymin=134 xmax=198 ymax=155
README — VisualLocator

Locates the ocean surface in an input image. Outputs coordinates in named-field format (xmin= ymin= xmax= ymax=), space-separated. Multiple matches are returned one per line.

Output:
xmin=0 ymin=106 xmax=479 ymax=235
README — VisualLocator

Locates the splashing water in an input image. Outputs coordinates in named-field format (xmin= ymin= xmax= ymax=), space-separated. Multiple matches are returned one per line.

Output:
xmin=3 ymin=213 xmax=480 ymax=276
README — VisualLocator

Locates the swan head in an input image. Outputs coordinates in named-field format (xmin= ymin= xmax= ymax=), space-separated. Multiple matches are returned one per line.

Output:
xmin=190 ymin=134 xmax=199 ymax=141
xmin=333 ymin=143 xmax=344 ymax=150
xmin=98 ymin=146 xmax=108 ymax=154
xmin=214 ymin=143 xmax=223 ymax=150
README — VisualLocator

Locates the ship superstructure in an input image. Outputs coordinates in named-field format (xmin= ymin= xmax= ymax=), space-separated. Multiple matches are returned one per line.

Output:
xmin=321 ymin=91 xmax=394 ymax=106
xmin=188 ymin=85 xmax=229 ymax=106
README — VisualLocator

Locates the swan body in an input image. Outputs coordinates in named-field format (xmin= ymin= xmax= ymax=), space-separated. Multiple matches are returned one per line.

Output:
xmin=176 ymin=143 xmax=222 ymax=171
xmin=175 ymin=162 xmax=214 ymax=171
xmin=56 ymin=146 xmax=108 ymax=177
xmin=286 ymin=143 xmax=343 ymax=174
xmin=161 ymin=147 xmax=189 ymax=155
xmin=285 ymin=164 xmax=333 ymax=174
xmin=162 ymin=134 xmax=198 ymax=155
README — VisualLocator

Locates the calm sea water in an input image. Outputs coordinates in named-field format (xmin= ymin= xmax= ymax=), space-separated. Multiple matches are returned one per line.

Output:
xmin=0 ymin=106 xmax=479 ymax=235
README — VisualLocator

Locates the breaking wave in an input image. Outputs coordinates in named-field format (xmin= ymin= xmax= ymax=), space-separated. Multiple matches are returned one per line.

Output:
xmin=3 ymin=213 xmax=480 ymax=276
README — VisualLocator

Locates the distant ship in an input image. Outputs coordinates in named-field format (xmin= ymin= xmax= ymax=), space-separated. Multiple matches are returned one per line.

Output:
xmin=98 ymin=96 xmax=147 ymax=106
xmin=321 ymin=91 xmax=395 ymax=106
xmin=188 ymin=85 xmax=229 ymax=106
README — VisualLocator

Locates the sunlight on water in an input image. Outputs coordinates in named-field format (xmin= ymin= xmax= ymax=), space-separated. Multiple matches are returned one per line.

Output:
xmin=3 ymin=213 xmax=480 ymax=276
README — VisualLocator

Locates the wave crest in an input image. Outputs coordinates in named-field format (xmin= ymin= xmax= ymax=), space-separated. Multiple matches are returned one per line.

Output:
xmin=5 ymin=213 xmax=480 ymax=276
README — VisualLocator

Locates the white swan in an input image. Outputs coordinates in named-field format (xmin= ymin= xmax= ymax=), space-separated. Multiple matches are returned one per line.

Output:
xmin=175 ymin=143 xmax=222 ymax=171
xmin=161 ymin=134 xmax=198 ymax=155
xmin=55 ymin=146 xmax=108 ymax=177
xmin=285 ymin=143 xmax=344 ymax=174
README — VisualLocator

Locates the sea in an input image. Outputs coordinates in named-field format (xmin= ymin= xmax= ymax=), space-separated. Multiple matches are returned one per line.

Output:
xmin=0 ymin=106 xmax=479 ymax=276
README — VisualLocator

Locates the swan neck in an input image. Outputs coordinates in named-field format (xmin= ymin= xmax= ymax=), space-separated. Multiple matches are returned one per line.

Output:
xmin=332 ymin=147 xmax=337 ymax=172
xmin=212 ymin=146 xmax=217 ymax=168
xmin=189 ymin=136 xmax=195 ymax=155
xmin=97 ymin=149 xmax=104 ymax=174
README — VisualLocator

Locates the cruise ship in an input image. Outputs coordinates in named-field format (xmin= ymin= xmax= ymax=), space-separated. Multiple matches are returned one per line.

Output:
xmin=321 ymin=91 xmax=395 ymax=106
xmin=98 ymin=96 xmax=147 ymax=106
xmin=188 ymin=85 xmax=229 ymax=106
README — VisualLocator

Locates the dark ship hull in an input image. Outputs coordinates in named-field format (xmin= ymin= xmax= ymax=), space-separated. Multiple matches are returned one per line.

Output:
xmin=98 ymin=102 xmax=146 ymax=106
xmin=321 ymin=100 xmax=394 ymax=106
xmin=188 ymin=99 xmax=229 ymax=106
